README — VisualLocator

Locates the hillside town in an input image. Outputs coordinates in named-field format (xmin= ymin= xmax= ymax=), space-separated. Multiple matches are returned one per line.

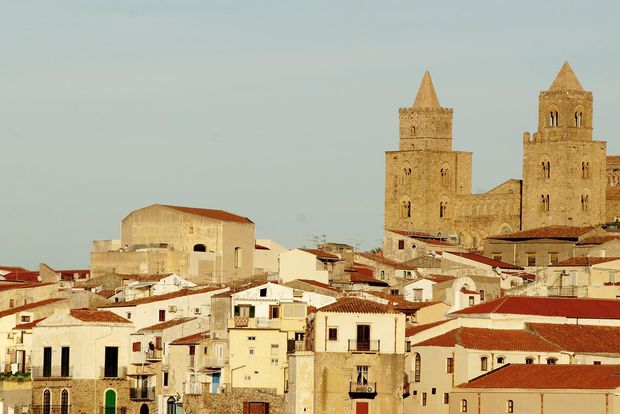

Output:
xmin=2 ymin=63 xmax=620 ymax=414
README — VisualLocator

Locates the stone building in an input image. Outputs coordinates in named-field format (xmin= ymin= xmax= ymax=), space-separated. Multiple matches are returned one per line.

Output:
xmin=384 ymin=62 xmax=619 ymax=249
xmin=91 ymin=204 xmax=255 ymax=284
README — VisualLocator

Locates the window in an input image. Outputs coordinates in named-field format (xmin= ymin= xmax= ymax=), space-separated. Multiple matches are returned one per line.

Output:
xmin=413 ymin=289 xmax=423 ymax=301
xmin=582 ymin=161 xmax=590 ymax=178
xmin=444 ymin=393 xmax=450 ymax=404
xmin=581 ymin=194 xmax=589 ymax=211
xmin=234 ymin=247 xmax=242 ymax=268
xmin=259 ymin=288 xmax=267 ymax=297
xmin=61 ymin=389 xmax=69 ymax=414
xmin=546 ymin=357 xmax=557 ymax=365
xmin=269 ymin=305 xmax=280 ymax=319
xmin=43 ymin=389 xmax=51 ymax=414
xmin=593 ymin=360 xmax=601 ymax=365
xmin=461 ymin=399 xmax=468 ymax=413
xmin=481 ymin=356 xmax=488 ymax=371
xmin=391 ymin=289 xmax=399 ymax=295
xmin=432 ymin=387 xmax=436 ymax=395
xmin=234 ymin=305 xmax=255 ymax=318
xmin=398 ymin=240 xmax=405 ymax=250
xmin=492 ymin=253 xmax=502 ymax=262
xmin=497 ymin=356 xmax=505 ymax=364
xmin=126 ymin=312 xmax=132 ymax=320
xmin=328 ymin=328 xmax=338 ymax=341
xmin=132 ymin=342 xmax=141 ymax=352
xmin=507 ymin=400 xmax=514 ymax=413
xmin=405 ymin=340 xmax=411 ymax=353
xmin=43 ymin=347 xmax=52 ymax=377
xmin=549 ymin=252 xmax=559 ymax=265
xmin=479 ymin=290 xmax=485 ymax=301
xmin=468 ymin=296 xmax=474 ymax=307
xmin=380 ymin=270 xmax=385 ymax=280
xmin=356 ymin=366 xmax=369 ymax=385
xmin=271 ymin=358 xmax=278 ymax=366
xmin=249 ymin=348 xmax=255 ymax=356
xmin=440 ymin=201 xmax=448 ymax=218
xmin=575 ymin=111 xmax=583 ymax=127
xmin=271 ymin=344 xmax=279 ymax=356
xmin=9 ymin=299 xmax=15 ymax=308
xmin=193 ymin=244 xmax=206 ymax=252
xmin=526 ymin=253 xmax=536 ymax=267
xmin=525 ymin=357 xmax=534 ymax=364
xmin=549 ymin=111 xmax=558 ymax=127
xmin=158 ymin=309 xmax=166 ymax=322
xmin=104 ymin=346 xmax=119 ymax=378
xmin=20 ymin=315 xmax=30 ymax=323
xmin=609 ymin=272 xmax=616 ymax=284
xmin=247 ymin=336 xmax=256 ymax=341
xmin=166 ymin=396 xmax=176 ymax=414
xmin=401 ymin=200 xmax=412 ymax=218
xmin=422 ymin=392 xmax=427 ymax=406
xmin=163 ymin=371 xmax=169 ymax=387
xmin=414 ymin=353 xmax=421 ymax=382
xmin=541 ymin=160 xmax=551 ymax=178
xmin=61 ymin=346 xmax=70 ymax=377
xmin=446 ymin=357 xmax=454 ymax=373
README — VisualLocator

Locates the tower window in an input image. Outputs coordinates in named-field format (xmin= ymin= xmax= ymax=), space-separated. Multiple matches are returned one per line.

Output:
xmin=540 ymin=194 xmax=550 ymax=212
xmin=401 ymin=201 xmax=411 ymax=218
xmin=541 ymin=161 xmax=550 ymax=178
xmin=549 ymin=111 xmax=559 ymax=127
xmin=439 ymin=201 xmax=448 ymax=218
xmin=575 ymin=112 xmax=582 ymax=127
xmin=581 ymin=194 xmax=589 ymax=211
xmin=582 ymin=162 xmax=590 ymax=179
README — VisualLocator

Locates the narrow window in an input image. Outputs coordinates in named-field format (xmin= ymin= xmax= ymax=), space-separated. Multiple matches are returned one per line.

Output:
xmin=398 ymin=240 xmax=405 ymax=250
xmin=548 ymin=252 xmax=559 ymax=265
xmin=461 ymin=399 xmax=468 ymax=413
xmin=60 ymin=389 xmax=69 ymax=414
xmin=43 ymin=347 xmax=52 ymax=377
xmin=406 ymin=340 xmax=411 ymax=353
xmin=527 ymin=253 xmax=536 ymax=267
xmin=104 ymin=346 xmax=119 ymax=378
xmin=61 ymin=346 xmax=70 ymax=377
xmin=481 ymin=356 xmax=488 ymax=371
xmin=43 ymin=389 xmax=51 ymax=414
xmin=271 ymin=344 xmax=279 ymax=356
xmin=507 ymin=400 xmax=514 ymax=413
xmin=422 ymin=392 xmax=427 ymax=406
xmin=546 ymin=357 xmax=557 ymax=365
xmin=497 ymin=356 xmax=505 ymax=364
xmin=269 ymin=305 xmax=280 ymax=319
xmin=575 ymin=112 xmax=582 ymax=127
xmin=234 ymin=247 xmax=243 ymax=268
xmin=163 ymin=371 xmax=169 ymax=386
xmin=444 ymin=393 xmax=450 ymax=404
xmin=356 ymin=365 xmax=369 ymax=385
xmin=446 ymin=357 xmax=454 ymax=373
xmin=468 ymin=296 xmax=474 ymax=307
xmin=525 ymin=357 xmax=534 ymax=364
xmin=479 ymin=290 xmax=485 ymax=301
xmin=414 ymin=353 xmax=421 ymax=382
xmin=158 ymin=309 xmax=165 ymax=322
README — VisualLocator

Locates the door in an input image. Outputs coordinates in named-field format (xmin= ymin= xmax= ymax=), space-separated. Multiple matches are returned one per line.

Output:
xmin=140 ymin=404 xmax=149 ymax=414
xmin=355 ymin=402 xmax=369 ymax=414
xmin=211 ymin=372 xmax=220 ymax=394
xmin=356 ymin=325 xmax=370 ymax=351
xmin=104 ymin=389 xmax=116 ymax=414
xmin=43 ymin=347 xmax=52 ymax=377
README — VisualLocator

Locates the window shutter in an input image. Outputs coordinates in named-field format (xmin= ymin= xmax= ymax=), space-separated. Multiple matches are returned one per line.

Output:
xmin=234 ymin=305 xmax=240 ymax=316
xmin=249 ymin=306 xmax=255 ymax=318
xmin=132 ymin=342 xmax=141 ymax=352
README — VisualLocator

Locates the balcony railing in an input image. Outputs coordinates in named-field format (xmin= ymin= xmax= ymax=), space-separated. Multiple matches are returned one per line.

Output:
xmin=548 ymin=286 xmax=587 ymax=297
xmin=130 ymin=387 xmax=156 ymax=400
xmin=31 ymin=405 xmax=71 ymax=414
xmin=348 ymin=339 xmax=380 ymax=353
xmin=256 ymin=317 xmax=280 ymax=329
xmin=349 ymin=381 xmax=377 ymax=398
xmin=31 ymin=366 xmax=72 ymax=379
xmin=99 ymin=366 xmax=127 ymax=379
xmin=184 ymin=381 xmax=204 ymax=395
xmin=287 ymin=339 xmax=306 ymax=353
xmin=146 ymin=349 xmax=162 ymax=361
xmin=202 ymin=356 xmax=225 ymax=368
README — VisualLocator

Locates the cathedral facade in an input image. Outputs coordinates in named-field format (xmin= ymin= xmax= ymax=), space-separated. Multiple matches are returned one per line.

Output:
xmin=385 ymin=62 xmax=617 ymax=248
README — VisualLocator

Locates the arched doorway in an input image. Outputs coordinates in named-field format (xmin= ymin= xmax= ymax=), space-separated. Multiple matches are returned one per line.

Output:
xmin=104 ymin=389 xmax=116 ymax=414
xmin=140 ymin=403 xmax=149 ymax=414
xmin=167 ymin=396 xmax=176 ymax=414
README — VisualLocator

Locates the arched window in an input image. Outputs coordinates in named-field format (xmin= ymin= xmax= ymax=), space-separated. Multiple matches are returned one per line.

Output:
xmin=439 ymin=201 xmax=447 ymax=218
xmin=461 ymin=399 xmax=468 ymax=413
xmin=440 ymin=166 xmax=449 ymax=186
xmin=497 ymin=356 xmax=505 ymax=364
xmin=575 ymin=112 xmax=582 ymax=127
xmin=140 ymin=403 xmax=150 ymax=414
xmin=546 ymin=357 xmax=558 ymax=365
xmin=549 ymin=111 xmax=559 ymax=127
xmin=540 ymin=194 xmax=550 ymax=212
xmin=401 ymin=200 xmax=411 ymax=218
xmin=61 ymin=389 xmax=69 ymax=414
xmin=525 ymin=357 xmax=534 ymax=364
xmin=414 ymin=353 xmax=421 ymax=382
xmin=193 ymin=244 xmax=206 ymax=252
xmin=43 ymin=389 xmax=51 ymax=414
xmin=104 ymin=389 xmax=116 ymax=414
xmin=507 ymin=400 xmax=514 ymax=413
xmin=582 ymin=162 xmax=590 ymax=179
xmin=480 ymin=356 xmax=488 ymax=371
xmin=581 ymin=194 xmax=589 ymax=211
xmin=167 ymin=396 xmax=177 ymax=414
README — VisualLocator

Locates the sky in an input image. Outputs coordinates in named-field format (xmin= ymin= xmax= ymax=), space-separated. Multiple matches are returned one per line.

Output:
xmin=1 ymin=1 xmax=620 ymax=269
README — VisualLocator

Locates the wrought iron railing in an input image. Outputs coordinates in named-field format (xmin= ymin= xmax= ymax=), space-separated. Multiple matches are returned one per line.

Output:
xmin=31 ymin=366 xmax=72 ymax=379
xmin=347 ymin=339 xmax=380 ymax=352
xmin=129 ymin=387 xmax=156 ymax=400
xmin=349 ymin=381 xmax=377 ymax=394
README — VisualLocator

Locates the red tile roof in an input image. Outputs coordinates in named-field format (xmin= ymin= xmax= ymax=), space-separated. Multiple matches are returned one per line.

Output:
xmin=424 ymin=274 xmax=456 ymax=284
xmin=100 ymin=286 xmax=224 ymax=308
xmin=0 ymin=299 xmax=65 ymax=319
xmin=347 ymin=269 xmax=389 ymax=286
xmin=299 ymin=249 xmax=340 ymax=260
xmin=576 ymin=235 xmax=620 ymax=245
xmin=0 ymin=266 xmax=29 ymax=273
xmin=356 ymin=252 xmax=417 ymax=270
xmin=170 ymin=331 xmax=208 ymax=345
xmin=70 ymin=309 xmax=131 ymax=324
xmin=444 ymin=252 xmax=523 ymax=270
xmin=96 ymin=289 xmax=117 ymax=299
xmin=451 ymin=295 xmax=620 ymax=319
xmin=460 ymin=287 xmax=479 ymax=295
xmin=527 ymin=323 xmax=620 ymax=353
xmin=0 ymin=282 xmax=56 ymax=292
xmin=458 ymin=364 xmax=620 ymax=389
xmin=295 ymin=279 xmax=339 ymax=292
xmin=139 ymin=317 xmax=197 ymax=332
xmin=489 ymin=225 xmax=596 ymax=241
xmin=607 ymin=156 xmax=620 ymax=165
xmin=405 ymin=320 xmax=450 ymax=337
xmin=2 ymin=271 xmax=41 ymax=282
xmin=415 ymin=327 xmax=561 ymax=352
xmin=161 ymin=205 xmax=253 ymax=224
xmin=363 ymin=292 xmax=441 ymax=311
xmin=14 ymin=317 xmax=46 ymax=330
xmin=550 ymin=257 xmax=620 ymax=267
xmin=318 ymin=297 xmax=397 ymax=314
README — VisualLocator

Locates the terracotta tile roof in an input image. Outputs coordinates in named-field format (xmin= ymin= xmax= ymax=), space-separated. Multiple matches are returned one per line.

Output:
xmin=0 ymin=282 xmax=56 ymax=292
xmin=450 ymin=295 xmax=620 ymax=319
xmin=2 ymin=271 xmax=41 ymax=282
xmin=363 ymin=291 xmax=441 ymax=311
xmin=100 ymin=286 xmax=224 ymax=308
xmin=444 ymin=252 xmax=523 ymax=270
xmin=96 ymin=289 xmax=117 ymax=299
xmin=356 ymin=252 xmax=417 ymax=270
xmin=488 ymin=225 xmax=596 ymax=241
xmin=318 ymin=297 xmax=397 ymax=314
xmin=0 ymin=266 xmax=29 ymax=273
xmin=460 ymin=287 xmax=479 ymax=295
xmin=417 ymin=238 xmax=458 ymax=247
xmin=255 ymin=244 xmax=270 ymax=250
xmin=527 ymin=323 xmax=620 ymax=353
xmin=160 ymin=204 xmax=253 ymax=224
xmin=607 ymin=187 xmax=620 ymax=200
xmin=299 ymin=249 xmax=340 ymax=260
xmin=0 ymin=298 xmax=65 ymax=319
xmin=388 ymin=229 xmax=434 ymax=238
xmin=405 ymin=320 xmax=450 ymax=337
xmin=139 ymin=317 xmax=197 ymax=332
xmin=14 ymin=317 xmax=46 ymax=330
xmin=576 ymin=235 xmax=620 ymax=245
xmin=607 ymin=156 xmax=620 ymax=165
xmin=295 ymin=279 xmax=339 ymax=292
xmin=550 ymin=256 xmax=620 ymax=267
xmin=347 ymin=269 xmax=389 ymax=286
xmin=69 ymin=309 xmax=131 ymax=324
xmin=504 ymin=271 xmax=536 ymax=281
xmin=458 ymin=364 xmax=620 ymax=389
xmin=415 ymin=327 xmax=561 ymax=352
xmin=170 ymin=331 xmax=208 ymax=345
xmin=424 ymin=274 xmax=456 ymax=284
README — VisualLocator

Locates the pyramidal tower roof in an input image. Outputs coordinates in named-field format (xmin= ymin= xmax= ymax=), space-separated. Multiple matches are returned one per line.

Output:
xmin=413 ymin=71 xmax=441 ymax=109
xmin=548 ymin=61 xmax=584 ymax=91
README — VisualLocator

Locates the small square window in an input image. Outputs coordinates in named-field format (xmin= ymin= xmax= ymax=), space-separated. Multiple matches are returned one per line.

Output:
xmin=248 ymin=336 xmax=256 ymax=341
xmin=259 ymin=288 xmax=267 ymax=297
xmin=271 ymin=344 xmax=279 ymax=355
xmin=20 ymin=315 xmax=30 ymax=323
xmin=431 ymin=387 xmax=436 ymax=395
xmin=271 ymin=358 xmax=278 ymax=366
xmin=249 ymin=348 xmax=255 ymax=356
xmin=398 ymin=240 xmax=405 ymax=250
xmin=328 ymin=327 xmax=338 ymax=341
xmin=126 ymin=312 xmax=132 ymax=320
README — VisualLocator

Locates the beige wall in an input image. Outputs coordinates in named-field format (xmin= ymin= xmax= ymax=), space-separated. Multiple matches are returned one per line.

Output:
xmin=279 ymin=249 xmax=329 ymax=284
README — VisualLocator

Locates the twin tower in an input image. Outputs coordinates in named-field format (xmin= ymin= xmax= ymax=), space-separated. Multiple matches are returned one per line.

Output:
xmin=384 ymin=62 xmax=609 ymax=248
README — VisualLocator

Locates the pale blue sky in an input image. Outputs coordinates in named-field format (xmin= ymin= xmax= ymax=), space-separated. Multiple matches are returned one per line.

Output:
xmin=1 ymin=1 xmax=619 ymax=268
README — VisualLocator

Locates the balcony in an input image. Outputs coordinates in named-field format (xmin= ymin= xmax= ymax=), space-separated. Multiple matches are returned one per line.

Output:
xmin=146 ymin=349 xmax=163 ymax=361
xmin=184 ymin=381 xmax=204 ymax=395
xmin=202 ymin=356 xmax=225 ymax=369
xmin=548 ymin=286 xmax=588 ymax=297
xmin=31 ymin=405 xmax=71 ymax=414
xmin=99 ymin=366 xmax=127 ymax=379
xmin=348 ymin=339 xmax=380 ymax=353
xmin=287 ymin=339 xmax=306 ymax=354
xmin=31 ymin=366 xmax=72 ymax=379
xmin=130 ymin=386 xmax=156 ymax=400
xmin=349 ymin=381 xmax=377 ymax=399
